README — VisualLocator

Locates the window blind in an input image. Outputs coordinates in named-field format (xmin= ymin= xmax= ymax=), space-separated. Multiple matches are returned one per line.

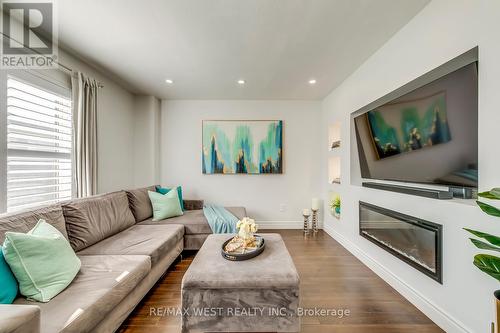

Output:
xmin=6 ymin=76 xmax=72 ymax=212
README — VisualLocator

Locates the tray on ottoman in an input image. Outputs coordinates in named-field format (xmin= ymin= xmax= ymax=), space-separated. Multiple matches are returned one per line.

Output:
xmin=181 ymin=233 xmax=300 ymax=333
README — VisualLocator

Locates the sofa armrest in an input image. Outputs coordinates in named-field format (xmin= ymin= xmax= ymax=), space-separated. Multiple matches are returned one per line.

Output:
xmin=0 ymin=305 xmax=40 ymax=333
xmin=183 ymin=199 xmax=204 ymax=210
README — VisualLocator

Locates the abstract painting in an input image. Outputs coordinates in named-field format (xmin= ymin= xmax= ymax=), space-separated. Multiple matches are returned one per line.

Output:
xmin=202 ymin=120 xmax=283 ymax=174
xmin=366 ymin=91 xmax=451 ymax=159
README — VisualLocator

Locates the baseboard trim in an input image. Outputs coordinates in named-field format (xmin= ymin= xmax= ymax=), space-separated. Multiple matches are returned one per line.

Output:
xmin=257 ymin=221 xmax=303 ymax=229
xmin=322 ymin=223 xmax=471 ymax=333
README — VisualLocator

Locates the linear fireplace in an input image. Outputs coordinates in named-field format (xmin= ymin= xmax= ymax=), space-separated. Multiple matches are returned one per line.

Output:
xmin=359 ymin=202 xmax=442 ymax=283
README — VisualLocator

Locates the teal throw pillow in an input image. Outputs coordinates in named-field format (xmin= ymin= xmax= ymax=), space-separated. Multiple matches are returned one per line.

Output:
xmin=156 ymin=185 xmax=184 ymax=211
xmin=0 ymin=247 xmax=18 ymax=304
xmin=148 ymin=190 xmax=183 ymax=221
xmin=3 ymin=220 xmax=81 ymax=302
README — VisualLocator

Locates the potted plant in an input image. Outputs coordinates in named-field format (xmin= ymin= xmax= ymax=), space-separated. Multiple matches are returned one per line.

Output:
xmin=330 ymin=195 xmax=341 ymax=219
xmin=464 ymin=187 xmax=500 ymax=332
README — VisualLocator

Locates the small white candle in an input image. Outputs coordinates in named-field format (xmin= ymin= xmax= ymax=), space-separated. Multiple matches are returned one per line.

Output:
xmin=303 ymin=208 xmax=311 ymax=216
xmin=311 ymin=198 xmax=320 ymax=211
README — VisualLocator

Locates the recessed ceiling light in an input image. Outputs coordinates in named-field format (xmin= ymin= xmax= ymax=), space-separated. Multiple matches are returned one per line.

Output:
xmin=308 ymin=79 xmax=317 ymax=85
xmin=165 ymin=79 xmax=174 ymax=84
xmin=237 ymin=79 xmax=245 ymax=85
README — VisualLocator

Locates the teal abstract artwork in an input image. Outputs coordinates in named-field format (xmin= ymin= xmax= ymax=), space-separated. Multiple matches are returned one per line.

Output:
xmin=202 ymin=120 xmax=283 ymax=174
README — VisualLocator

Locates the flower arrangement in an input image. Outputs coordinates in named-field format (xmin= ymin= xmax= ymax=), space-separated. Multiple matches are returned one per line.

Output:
xmin=237 ymin=217 xmax=258 ymax=241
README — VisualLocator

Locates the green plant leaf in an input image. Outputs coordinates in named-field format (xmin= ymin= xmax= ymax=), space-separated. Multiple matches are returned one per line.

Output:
xmin=478 ymin=191 xmax=500 ymax=200
xmin=478 ymin=188 xmax=500 ymax=199
xmin=477 ymin=201 xmax=500 ymax=217
xmin=464 ymin=228 xmax=500 ymax=246
xmin=469 ymin=238 xmax=500 ymax=253
xmin=473 ymin=254 xmax=500 ymax=282
xmin=492 ymin=188 xmax=500 ymax=198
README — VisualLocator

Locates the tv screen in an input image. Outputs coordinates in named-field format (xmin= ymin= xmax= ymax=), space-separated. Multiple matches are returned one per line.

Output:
xmin=354 ymin=62 xmax=478 ymax=188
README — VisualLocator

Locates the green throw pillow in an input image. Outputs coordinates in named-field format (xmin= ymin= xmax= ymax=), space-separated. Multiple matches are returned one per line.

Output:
xmin=148 ymin=190 xmax=183 ymax=221
xmin=3 ymin=220 xmax=81 ymax=302
xmin=0 ymin=247 xmax=18 ymax=304
xmin=156 ymin=185 xmax=184 ymax=211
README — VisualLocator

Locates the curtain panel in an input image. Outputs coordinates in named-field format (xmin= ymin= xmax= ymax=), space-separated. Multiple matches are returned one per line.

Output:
xmin=72 ymin=72 xmax=98 ymax=197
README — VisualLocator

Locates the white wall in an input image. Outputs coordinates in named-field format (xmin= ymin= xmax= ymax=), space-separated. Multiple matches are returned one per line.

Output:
xmin=161 ymin=100 xmax=321 ymax=227
xmin=321 ymin=1 xmax=500 ymax=332
xmin=58 ymin=49 xmax=137 ymax=193
xmin=133 ymin=95 xmax=161 ymax=187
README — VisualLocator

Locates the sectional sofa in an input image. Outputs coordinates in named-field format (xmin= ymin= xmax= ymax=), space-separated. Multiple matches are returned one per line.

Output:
xmin=0 ymin=185 xmax=246 ymax=333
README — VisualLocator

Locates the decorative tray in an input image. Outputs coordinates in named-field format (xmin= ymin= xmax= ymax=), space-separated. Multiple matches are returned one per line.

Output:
xmin=221 ymin=235 xmax=265 ymax=261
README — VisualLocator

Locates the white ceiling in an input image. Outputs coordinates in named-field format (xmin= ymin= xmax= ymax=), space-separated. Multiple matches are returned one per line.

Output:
xmin=58 ymin=0 xmax=429 ymax=100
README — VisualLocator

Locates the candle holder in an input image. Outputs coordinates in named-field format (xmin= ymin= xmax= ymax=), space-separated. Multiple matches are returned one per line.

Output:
xmin=311 ymin=209 xmax=318 ymax=234
xmin=302 ymin=213 xmax=310 ymax=236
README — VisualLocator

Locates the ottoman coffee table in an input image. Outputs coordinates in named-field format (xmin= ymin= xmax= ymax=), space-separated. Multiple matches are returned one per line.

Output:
xmin=181 ymin=233 xmax=300 ymax=333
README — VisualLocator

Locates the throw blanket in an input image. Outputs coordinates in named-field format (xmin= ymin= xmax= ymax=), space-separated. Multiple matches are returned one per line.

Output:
xmin=203 ymin=205 xmax=238 ymax=233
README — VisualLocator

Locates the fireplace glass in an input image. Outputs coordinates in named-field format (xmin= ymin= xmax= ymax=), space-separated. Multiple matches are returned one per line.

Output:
xmin=359 ymin=202 xmax=442 ymax=283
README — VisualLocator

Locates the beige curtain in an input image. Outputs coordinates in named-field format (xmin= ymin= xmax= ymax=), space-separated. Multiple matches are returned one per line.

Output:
xmin=72 ymin=72 xmax=98 ymax=197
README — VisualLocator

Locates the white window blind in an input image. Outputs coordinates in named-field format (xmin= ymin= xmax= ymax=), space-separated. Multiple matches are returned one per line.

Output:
xmin=6 ymin=76 xmax=72 ymax=212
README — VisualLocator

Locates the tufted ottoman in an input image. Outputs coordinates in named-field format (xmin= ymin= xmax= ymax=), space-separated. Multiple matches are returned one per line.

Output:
xmin=181 ymin=233 xmax=300 ymax=332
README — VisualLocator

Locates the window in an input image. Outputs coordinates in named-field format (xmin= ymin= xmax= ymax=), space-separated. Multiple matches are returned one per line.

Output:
xmin=2 ymin=73 xmax=72 ymax=213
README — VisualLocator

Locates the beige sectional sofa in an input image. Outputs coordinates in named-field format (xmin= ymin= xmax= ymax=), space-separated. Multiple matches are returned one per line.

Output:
xmin=0 ymin=185 xmax=246 ymax=333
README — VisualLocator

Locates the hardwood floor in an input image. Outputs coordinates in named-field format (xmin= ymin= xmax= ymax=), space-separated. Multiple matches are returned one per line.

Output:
xmin=118 ymin=230 xmax=443 ymax=333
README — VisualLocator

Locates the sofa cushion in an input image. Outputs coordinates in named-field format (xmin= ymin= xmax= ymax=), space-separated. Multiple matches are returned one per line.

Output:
xmin=62 ymin=191 xmax=136 ymax=252
xmin=0 ymin=304 xmax=40 ymax=333
xmin=0 ymin=204 xmax=67 ymax=244
xmin=125 ymin=186 xmax=156 ymax=222
xmin=3 ymin=221 xmax=81 ymax=302
xmin=184 ymin=234 xmax=210 ymax=250
xmin=14 ymin=255 xmax=150 ymax=333
xmin=138 ymin=207 xmax=247 ymax=235
xmin=77 ymin=224 xmax=184 ymax=266
xmin=139 ymin=210 xmax=210 ymax=234
xmin=156 ymin=186 xmax=184 ymax=211
xmin=0 ymin=247 xmax=18 ymax=304
xmin=183 ymin=199 xmax=204 ymax=211
xmin=148 ymin=190 xmax=183 ymax=221
xmin=225 ymin=207 xmax=247 ymax=220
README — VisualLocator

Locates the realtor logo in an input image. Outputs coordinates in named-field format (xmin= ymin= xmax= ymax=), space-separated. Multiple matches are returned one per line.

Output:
xmin=1 ymin=0 xmax=57 ymax=68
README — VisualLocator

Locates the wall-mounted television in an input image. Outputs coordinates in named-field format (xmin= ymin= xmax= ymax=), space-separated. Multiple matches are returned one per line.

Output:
xmin=354 ymin=51 xmax=478 ymax=189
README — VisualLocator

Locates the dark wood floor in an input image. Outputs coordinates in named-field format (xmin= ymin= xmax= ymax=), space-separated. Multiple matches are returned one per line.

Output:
xmin=118 ymin=230 xmax=443 ymax=333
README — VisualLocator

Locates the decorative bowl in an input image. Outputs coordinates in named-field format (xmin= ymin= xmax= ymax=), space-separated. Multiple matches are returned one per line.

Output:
xmin=221 ymin=235 xmax=265 ymax=261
